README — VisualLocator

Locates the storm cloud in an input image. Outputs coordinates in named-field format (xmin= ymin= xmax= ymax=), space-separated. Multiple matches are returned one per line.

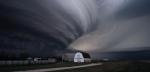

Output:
xmin=70 ymin=0 xmax=150 ymax=59
xmin=0 ymin=0 xmax=150 ymax=59
xmin=0 ymin=0 xmax=98 ymax=58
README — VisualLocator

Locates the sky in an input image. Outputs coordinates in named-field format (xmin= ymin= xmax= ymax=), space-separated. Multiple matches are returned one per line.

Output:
xmin=0 ymin=0 xmax=150 ymax=59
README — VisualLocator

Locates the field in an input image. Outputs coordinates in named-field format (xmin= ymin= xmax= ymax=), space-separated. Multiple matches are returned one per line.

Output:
xmin=1 ymin=61 xmax=150 ymax=72
xmin=52 ymin=61 xmax=150 ymax=72
xmin=0 ymin=62 xmax=87 ymax=72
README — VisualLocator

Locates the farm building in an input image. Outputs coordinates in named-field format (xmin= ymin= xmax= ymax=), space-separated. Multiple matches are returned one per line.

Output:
xmin=62 ymin=52 xmax=91 ymax=63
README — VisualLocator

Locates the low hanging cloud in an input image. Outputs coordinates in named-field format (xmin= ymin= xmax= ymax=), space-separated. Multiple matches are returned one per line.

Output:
xmin=0 ymin=0 xmax=98 ymax=57
xmin=70 ymin=0 xmax=150 ymax=59
xmin=1 ymin=0 xmax=150 ymax=59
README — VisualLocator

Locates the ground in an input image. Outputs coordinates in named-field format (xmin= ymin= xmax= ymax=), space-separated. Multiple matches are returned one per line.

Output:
xmin=0 ymin=62 xmax=88 ymax=72
xmin=53 ymin=61 xmax=150 ymax=72
xmin=1 ymin=61 xmax=150 ymax=72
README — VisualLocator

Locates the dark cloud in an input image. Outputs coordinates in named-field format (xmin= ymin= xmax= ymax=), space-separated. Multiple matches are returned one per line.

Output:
xmin=1 ymin=0 xmax=150 ymax=60
xmin=115 ymin=0 xmax=150 ymax=19
xmin=91 ymin=47 xmax=150 ymax=60
xmin=70 ymin=0 xmax=150 ymax=60
xmin=0 ymin=0 xmax=98 ymax=58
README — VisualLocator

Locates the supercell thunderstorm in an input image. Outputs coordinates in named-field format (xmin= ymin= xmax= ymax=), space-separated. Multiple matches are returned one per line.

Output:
xmin=0 ymin=0 xmax=150 ymax=59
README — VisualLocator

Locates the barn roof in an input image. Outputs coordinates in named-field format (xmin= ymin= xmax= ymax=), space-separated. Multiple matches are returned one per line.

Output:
xmin=80 ymin=52 xmax=91 ymax=58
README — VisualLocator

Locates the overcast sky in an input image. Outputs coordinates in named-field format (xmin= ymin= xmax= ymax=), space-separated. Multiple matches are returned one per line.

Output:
xmin=0 ymin=0 xmax=150 ymax=59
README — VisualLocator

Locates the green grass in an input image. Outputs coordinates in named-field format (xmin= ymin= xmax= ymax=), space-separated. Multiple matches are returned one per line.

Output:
xmin=0 ymin=62 xmax=88 ymax=72
xmin=52 ymin=61 xmax=150 ymax=72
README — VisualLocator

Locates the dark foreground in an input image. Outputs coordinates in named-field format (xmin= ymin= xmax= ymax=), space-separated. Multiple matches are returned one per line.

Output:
xmin=1 ymin=61 xmax=150 ymax=72
xmin=0 ymin=62 xmax=87 ymax=72
xmin=53 ymin=61 xmax=150 ymax=72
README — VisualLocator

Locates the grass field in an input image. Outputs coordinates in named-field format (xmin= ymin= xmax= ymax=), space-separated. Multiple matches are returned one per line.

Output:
xmin=52 ymin=61 xmax=150 ymax=72
xmin=1 ymin=61 xmax=150 ymax=72
xmin=0 ymin=62 xmax=88 ymax=72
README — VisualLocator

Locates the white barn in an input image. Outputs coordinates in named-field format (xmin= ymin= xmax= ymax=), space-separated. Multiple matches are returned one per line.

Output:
xmin=74 ymin=52 xmax=84 ymax=63
xmin=63 ymin=52 xmax=91 ymax=63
